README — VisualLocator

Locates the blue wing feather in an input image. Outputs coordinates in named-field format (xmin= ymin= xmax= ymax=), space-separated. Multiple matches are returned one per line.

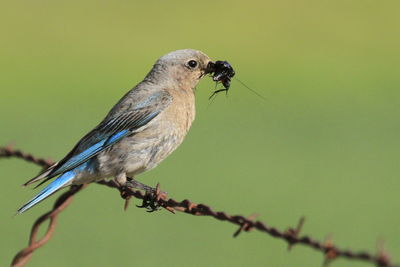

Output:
xmin=19 ymin=88 xmax=173 ymax=213
xmin=18 ymin=161 xmax=94 ymax=213
xmin=48 ymin=129 xmax=130 ymax=177
xmin=48 ymin=111 xmax=160 ymax=178
xmin=24 ymin=90 xmax=172 ymax=188
xmin=18 ymin=166 xmax=80 ymax=213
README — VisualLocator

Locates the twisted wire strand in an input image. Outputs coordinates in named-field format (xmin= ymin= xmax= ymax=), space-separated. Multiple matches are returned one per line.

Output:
xmin=1 ymin=146 xmax=397 ymax=267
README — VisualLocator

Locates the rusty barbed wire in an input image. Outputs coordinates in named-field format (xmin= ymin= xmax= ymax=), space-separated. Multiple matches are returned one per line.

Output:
xmin=1 ymin=146 xmax=398 ymax=267
xmin=10 ymin=184 xmax=85 ymax=267
xmin=0 ymin=145 xmax=53 ymax=168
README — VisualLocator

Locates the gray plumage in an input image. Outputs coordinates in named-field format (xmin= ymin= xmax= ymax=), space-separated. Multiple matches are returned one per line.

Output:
xmin=18 ymin=49 xmax=212 ymax=213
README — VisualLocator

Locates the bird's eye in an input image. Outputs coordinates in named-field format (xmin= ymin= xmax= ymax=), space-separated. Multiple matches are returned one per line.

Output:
xmin=187 ymin=60 xmax=198 ymax=68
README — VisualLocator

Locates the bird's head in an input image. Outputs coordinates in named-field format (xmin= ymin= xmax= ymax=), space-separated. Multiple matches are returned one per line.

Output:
xmin=149 ymin=49 xmax=212 ymax=91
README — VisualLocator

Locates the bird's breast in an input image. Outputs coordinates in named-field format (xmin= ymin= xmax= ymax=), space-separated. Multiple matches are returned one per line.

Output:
xmin=162 ymin=88 xmax=196 ymax=133
xmin=95 ymin=88 xmax=196 ymax=177
xmin=139 ymin=88 xmax=196 ymax=169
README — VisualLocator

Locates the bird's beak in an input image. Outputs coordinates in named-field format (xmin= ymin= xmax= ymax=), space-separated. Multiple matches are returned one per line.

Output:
xmin=204 ymin=61 xmax=216 ymax=75
xmin=199 ymin=61 xmax=215 ymax=79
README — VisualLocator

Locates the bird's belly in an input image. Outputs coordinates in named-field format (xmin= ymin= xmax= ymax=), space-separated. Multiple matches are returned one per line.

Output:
xmin=95 ymin=130 xmax=185 ymax=179
xmin=125 ymin=132 xmax=184 ymax=175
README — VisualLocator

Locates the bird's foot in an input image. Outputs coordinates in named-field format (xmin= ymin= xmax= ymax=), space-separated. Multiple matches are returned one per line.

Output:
xmin=125 ymin=178 xmax=164 ymax=194
xmin=119 ymin=178 xmax=168 ymax=212
xmin=136 ymin=183 xmax=168 ymax=212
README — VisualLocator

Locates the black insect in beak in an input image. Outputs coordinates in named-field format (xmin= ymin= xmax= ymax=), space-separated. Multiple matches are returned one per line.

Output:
xmin=206 ymin=60 xmax=236 ymax=99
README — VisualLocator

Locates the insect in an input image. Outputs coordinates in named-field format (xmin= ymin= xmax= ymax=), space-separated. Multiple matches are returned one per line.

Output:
xmin=207 ymin=60 xmax=236 ymax=99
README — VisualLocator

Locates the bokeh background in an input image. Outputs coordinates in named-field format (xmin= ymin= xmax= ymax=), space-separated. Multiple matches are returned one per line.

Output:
xmin=1 ymin=1 xmax=400 ymax=266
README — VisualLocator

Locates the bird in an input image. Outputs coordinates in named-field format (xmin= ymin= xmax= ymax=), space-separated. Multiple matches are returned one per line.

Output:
xmin=18 ymin=49 xmax=213 ymax=214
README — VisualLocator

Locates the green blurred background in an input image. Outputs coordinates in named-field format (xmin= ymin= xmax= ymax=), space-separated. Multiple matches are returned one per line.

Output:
xmin=1 ymin=1 xmax=400 ymax=266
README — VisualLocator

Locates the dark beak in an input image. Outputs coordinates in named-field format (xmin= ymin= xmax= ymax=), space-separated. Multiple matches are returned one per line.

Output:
xmin=205 ymin=61 xmax=216 ymax=75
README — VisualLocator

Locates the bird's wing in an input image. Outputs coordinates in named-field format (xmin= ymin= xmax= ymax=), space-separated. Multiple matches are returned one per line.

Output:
xmin=24 ymin=90 xmax=173 ymax=187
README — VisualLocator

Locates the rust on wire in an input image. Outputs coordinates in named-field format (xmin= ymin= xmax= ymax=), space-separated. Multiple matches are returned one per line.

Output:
xmin=10 ymin=184 xmax=85 ymax=267
xmin=285 ymin=216 xmax=305 ymax=250
xmin=1 ymin=145 xmax=53 ymax=168
xmin=1 ymin=146 xmax=399 ymax=267
xmin=233 ymin=213 xmax=259 ymax=238
xmin=322 ymin=235 xmax=337 ymax=267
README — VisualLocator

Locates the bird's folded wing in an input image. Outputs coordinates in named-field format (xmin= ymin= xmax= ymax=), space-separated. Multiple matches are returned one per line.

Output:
xmin=24 ymin=90 xmax=173 ymax=187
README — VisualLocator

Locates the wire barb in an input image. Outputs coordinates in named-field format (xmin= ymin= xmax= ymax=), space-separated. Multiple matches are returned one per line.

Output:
xmin=233 ymin=213 xmax=259 ymax=238
xmin=285 ymin=216 xmax=305 ymax=250
xmin=322 ymin=235 xmax=337 ymax=267
xmin=1 ymin=146 xmax=399 ymax=267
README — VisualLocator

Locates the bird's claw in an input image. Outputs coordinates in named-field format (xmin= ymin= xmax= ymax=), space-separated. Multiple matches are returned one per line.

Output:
xmin=118 ymin=180 xmax=168 ymax=212
xmin=136 ymin=183 xmax=168 ymax=212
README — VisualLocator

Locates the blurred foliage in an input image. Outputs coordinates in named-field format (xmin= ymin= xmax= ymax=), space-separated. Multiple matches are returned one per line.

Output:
xmin=1 ymin=1 xmax=400 ymax=266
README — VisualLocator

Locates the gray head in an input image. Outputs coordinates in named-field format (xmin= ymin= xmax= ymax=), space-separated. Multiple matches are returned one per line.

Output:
xmin=145 ymin=49 xmax=212 ymax=90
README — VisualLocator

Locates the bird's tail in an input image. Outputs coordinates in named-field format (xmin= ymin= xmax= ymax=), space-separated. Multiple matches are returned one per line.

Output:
xmin=17 ymin=170 xmax=76 ymax=214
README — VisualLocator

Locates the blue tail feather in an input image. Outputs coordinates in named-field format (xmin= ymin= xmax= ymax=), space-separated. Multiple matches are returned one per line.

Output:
xmin=17 ymin=170 xmax=76 ymax=214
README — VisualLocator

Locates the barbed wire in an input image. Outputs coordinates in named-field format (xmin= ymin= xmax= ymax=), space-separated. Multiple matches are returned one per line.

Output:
xmin=1 ymin=145 xmax=397 ymax=267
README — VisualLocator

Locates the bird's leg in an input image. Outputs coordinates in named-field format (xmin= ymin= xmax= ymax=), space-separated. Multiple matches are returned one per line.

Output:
xmin=113 ymin=174 xmax=158 ymax=193
xmin=125 ymin=177 xmax=157 ymax=193
xmin=112 ymin=174 xmax=133 ymax=210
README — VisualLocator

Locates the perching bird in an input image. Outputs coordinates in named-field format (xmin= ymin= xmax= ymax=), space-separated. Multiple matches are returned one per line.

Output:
xmin=18 ymin=49 xmax=214 ymax=214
